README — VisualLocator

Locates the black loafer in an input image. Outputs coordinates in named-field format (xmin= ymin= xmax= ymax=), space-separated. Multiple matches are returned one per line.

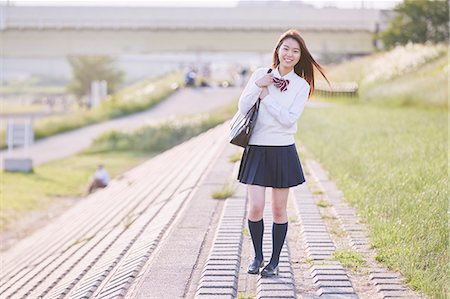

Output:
xmin=260 ymin=263 xmax=279 ymax=277
xmin=247 ymin=258 xmax=264 ymax=274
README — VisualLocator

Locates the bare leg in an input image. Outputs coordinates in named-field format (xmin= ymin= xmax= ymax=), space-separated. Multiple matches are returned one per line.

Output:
xmin=87 ymin=181 xmax=96 ymax=194
xmin=87 ymin=179 xmax=106 ymax=194
xmin=247 ymin=184 xmax=266 ymax=221
xmin=271 ymin=188 xmax=289 ymax=223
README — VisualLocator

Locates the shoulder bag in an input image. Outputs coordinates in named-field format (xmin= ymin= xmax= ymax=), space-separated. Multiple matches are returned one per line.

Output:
xmin=229 ymin=68 xmax=272 ymax=148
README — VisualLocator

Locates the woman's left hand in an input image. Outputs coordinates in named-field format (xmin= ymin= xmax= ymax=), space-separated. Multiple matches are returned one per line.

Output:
xmin=259 ymin=87 xmax=269 ymax=99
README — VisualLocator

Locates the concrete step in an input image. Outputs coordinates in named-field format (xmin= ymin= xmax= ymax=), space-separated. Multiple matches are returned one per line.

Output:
xmin=124 ymin=131 xmax=239 ymax=299
xmin=292 ymin=184 xmax=359 ymax=299
xmin=194 ymin=181 xmax=299 ymax=299
xmin=0 ymin=122 xmax=230 ymax=299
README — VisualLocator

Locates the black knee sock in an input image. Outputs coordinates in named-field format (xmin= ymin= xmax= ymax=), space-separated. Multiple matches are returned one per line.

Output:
xmin=248 ymin=218 xmax=264 ymax=262
xmin=269 ymin=222 xmax=288 ymax=267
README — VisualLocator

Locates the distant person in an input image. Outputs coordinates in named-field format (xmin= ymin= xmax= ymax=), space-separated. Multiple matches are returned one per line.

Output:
xmin=236 ymin=29 xmax=329 ymax=277
xmin=184 ymin=66 xmax=197 ymax=87
xmin=200 ymin=63 xmax=211 ymax=87
xmin=240 ymin=67 xmax=249 ymax=87
xmin=87 ymin=164 xmax=110 ymax=194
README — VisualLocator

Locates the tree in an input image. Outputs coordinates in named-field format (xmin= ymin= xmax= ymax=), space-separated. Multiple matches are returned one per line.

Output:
xmin=66 ymin=56 xmax=124 ymax=108
xmin=380 ymin=0 xmax=449 ymax=49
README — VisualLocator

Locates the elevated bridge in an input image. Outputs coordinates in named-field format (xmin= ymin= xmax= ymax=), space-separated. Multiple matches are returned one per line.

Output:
xmin=0 ymin=2 xmax=391 ymax=58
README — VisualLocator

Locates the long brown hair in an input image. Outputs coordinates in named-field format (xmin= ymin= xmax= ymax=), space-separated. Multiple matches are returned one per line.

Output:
xmin=272 ymin=29 xmax=329 ymax=98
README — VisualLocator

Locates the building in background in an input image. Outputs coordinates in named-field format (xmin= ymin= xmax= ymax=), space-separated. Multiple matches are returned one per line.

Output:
xmin=0 ymin=1 xmax=395 ymax=84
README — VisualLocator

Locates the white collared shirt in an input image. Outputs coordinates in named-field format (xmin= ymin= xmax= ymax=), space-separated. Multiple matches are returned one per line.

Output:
xmin=238 ymin=67 xmax=310 ymax=146
xmin=94 ymin=168 xmax=110 ymax=185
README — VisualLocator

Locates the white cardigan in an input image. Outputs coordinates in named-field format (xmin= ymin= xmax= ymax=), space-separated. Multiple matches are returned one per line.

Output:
xmin=238 ymin=67 xmax=311 ymax=146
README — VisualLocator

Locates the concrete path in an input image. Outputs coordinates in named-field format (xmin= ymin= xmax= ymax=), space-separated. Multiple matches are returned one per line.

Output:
xmin=0 ymin=86 xmax=241 ymax=168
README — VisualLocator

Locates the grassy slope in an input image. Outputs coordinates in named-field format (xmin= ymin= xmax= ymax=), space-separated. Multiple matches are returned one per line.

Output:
xmin=297 ymin=44 xmax=448 ymax=297
xmin=297 ymin=104 xmax=447 ymax=297
xmin=1 ymin=152 xmax=151 ymax=230
xmin=321 ymin=46 xmax=448 ymax=108
xmin=362 ymin=54 xmax=448 ymax=108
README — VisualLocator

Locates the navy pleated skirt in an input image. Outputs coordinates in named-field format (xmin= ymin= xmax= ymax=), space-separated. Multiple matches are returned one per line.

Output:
xmin=237 ymin=144 xmax=306 ymax=188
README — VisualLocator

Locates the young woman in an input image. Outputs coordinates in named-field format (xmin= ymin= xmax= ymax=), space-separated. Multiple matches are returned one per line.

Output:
xmin=237 ymin=29 xmax=329 ymax=277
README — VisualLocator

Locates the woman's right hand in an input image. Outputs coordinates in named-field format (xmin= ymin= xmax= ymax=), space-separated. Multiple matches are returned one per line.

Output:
xmin=259 ymin=87 xmax=269 ymax=99
xmin=255 ymin=73 xmax=274 ymax=88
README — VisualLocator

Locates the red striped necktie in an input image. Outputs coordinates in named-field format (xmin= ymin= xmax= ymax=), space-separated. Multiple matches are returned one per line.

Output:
xmin=273 ymin=77 xmax=290 ymax=92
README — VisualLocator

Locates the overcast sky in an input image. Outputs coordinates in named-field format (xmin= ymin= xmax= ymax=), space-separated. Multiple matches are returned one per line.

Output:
xmin=3 ymin=0 xmax=403 ymax=9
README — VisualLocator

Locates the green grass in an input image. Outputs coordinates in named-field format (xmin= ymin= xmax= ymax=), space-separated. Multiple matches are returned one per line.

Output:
xmin=333 ymin=248 xmax=367 ymax=271
xmin=288 ymin=215 xmax=298 ymax=223
xmin=211 ymin=182 xmax=235 ymax=199
xmin=296 ymin=101 xmax=448 ymax=297
xmin=0 ymin=85 xmax=65 ymax=94
xmin=309 ymin=185 xmax=325 ymax=195
xmin=87 ymin=118 xmax=219 ymax=154
xmin=320 ymin=212 xmax=337 ymax=220
xmin=228 ymin=150 xmax=243 ymax=163
xmin=237 ymin=293 xmax=255 ymax=299
xmin=316 ymin=199 xmax=331 ymax=208
xmin=329 ymin=227 xmax=348 ymax=238
xmin=86 ymin=101 xmax=236 ymax=154
xmin=0 ymin=151 xmax=151 ymax=231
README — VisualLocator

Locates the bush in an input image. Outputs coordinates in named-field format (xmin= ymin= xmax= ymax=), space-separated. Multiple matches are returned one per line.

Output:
xmin=86 ymin=102 xmax=236 ymax=154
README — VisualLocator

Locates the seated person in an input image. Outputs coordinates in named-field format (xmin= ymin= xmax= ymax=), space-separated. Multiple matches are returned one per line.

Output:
xmin=87 ymin=164 xmax=110 ymax=194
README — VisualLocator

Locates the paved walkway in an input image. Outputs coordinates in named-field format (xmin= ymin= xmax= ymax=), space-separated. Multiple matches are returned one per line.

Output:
xmin=0 ymin=87 xmax=241 ymax=168
xmin=0 ymin=121 xmax=423 ymax=299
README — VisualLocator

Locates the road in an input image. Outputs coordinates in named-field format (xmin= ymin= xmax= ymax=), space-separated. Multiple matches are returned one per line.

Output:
xmin=1 ymin=87 xmax=241 ymax=168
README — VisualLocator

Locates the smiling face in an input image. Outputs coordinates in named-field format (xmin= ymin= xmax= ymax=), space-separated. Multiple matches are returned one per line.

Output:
xmin=277 ymin=37 xmax=301 ymax=71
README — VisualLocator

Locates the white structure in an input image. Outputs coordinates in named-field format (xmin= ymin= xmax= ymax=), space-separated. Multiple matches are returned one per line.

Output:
xmin=4 ymin=118 xmax=34 ymax=172
xmin=0 ymin=2 xmax=394 ymax=58
xmin=89 ymin=80 xmax=108 ymax=108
